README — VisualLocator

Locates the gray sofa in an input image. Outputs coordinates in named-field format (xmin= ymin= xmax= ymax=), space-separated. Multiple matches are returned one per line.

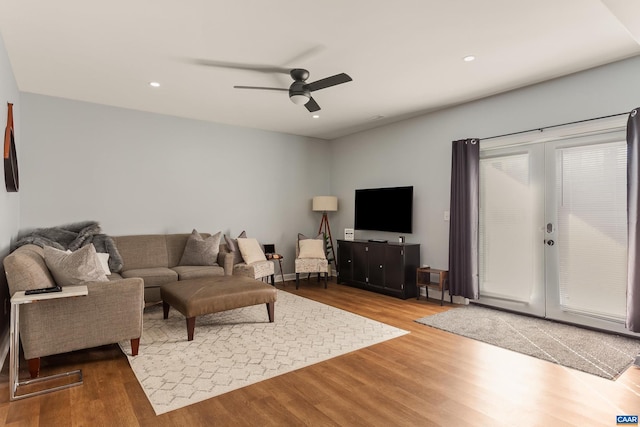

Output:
xmin=111 ymin=233 xmax=233 ymax=302
xmin=3 ymin=231 xmax=268 ymax=378
xmin=3 ymin=244 xmax=145 ymax=378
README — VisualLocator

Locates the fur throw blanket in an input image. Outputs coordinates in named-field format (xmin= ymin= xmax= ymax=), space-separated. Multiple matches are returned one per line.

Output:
xmin=15 ymin=221 xmax=124 ymax=272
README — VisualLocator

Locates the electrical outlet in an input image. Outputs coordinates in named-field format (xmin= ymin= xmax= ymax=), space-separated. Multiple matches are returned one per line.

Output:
xmin=444 ymin=211 xmax=450 ymax=221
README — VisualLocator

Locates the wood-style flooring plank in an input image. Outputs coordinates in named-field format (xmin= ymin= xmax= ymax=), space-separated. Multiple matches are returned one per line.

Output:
xmin=0 ymin=280 xmax=638 ymax=426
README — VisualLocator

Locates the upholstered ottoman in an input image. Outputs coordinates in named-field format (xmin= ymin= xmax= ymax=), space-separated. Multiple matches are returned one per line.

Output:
xmin=160 ymin=276 xmax=276 ymax=341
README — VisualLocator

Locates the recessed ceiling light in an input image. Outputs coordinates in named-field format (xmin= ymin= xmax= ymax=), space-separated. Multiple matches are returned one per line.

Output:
xmin=312 ymin=115 xmax=320 ymax=119
xmin=463 ymin=55 xmax=476 ymax=62
xmin=149 ymin=81 xmax=161 ymax=87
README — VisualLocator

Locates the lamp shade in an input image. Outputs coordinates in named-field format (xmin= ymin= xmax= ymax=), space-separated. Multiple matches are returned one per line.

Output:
xmin=312 ymin=196 xmax=338 ymax=212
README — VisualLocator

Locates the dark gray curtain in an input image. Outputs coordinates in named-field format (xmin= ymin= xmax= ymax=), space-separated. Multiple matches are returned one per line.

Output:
xmin=627 ymin=108 xmax=640 ymax=332
xmin=448 ymin=138 xmax=480 ymax=299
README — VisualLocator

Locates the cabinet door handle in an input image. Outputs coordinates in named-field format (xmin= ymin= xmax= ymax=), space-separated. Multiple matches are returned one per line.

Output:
xmin=379 ymin=265 xmax=383 ymax=269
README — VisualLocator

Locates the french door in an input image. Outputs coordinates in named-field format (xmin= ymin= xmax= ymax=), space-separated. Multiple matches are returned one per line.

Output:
xmin=478 ymin=129 xmax=629 ymax=333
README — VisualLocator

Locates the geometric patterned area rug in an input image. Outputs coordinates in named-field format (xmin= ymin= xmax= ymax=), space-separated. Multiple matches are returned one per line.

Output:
xmin=415 ymin=304 xmax=640 ymax=380
xmin=119 ymin=290 xmax=408 ymax=415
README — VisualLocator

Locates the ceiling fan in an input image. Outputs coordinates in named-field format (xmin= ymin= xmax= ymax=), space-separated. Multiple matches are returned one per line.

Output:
xmin=233 ymin=68 xmax=352 ymax=112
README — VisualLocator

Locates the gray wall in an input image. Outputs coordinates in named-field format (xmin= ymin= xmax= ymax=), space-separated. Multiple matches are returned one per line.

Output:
xmin=19 ymin=94 xmax=331 ymax=273
xmin=13 ymin=55 xmax=640 ymax=278
xmin=329 ymin=55 xmax=640 ymax=270
xmin=0 ymin=33 xmax=21 ymax=329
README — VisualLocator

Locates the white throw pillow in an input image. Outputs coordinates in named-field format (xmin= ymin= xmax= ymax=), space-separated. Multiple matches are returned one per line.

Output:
xmin=44 ymin=244 xmax=109 ymax=286
xmin=298 ymin=239 xmax=326 ymax=259
xmin=96 ymin=252 xmax=111 ymax=275
xmin=237 ymin=238 xmax=267 ymax=265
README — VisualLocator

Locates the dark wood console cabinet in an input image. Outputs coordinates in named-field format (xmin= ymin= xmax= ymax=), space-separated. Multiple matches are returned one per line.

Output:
xmin=337 ymin=240 xmax=420 ymax=299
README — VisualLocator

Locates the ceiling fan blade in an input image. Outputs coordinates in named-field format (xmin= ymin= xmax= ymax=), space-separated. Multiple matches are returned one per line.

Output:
xmin=281 ymin=45 xmax=326 ymax=68
xmin=307 ymin=73 xmax=352 ymax=92
xmin=233 ymin=85 xmax=288 ymax=92
xmin=193 ymin=59 xmax=290 ymax=74
xmin=305 ymin=97 xmax=321 ymax=112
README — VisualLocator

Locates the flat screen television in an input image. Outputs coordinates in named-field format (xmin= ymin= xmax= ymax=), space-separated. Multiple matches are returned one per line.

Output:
xmin=354 ymin=186 xmax=413 ymax=233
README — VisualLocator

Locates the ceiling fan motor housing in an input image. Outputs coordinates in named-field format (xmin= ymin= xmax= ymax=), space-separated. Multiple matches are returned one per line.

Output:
xmin=290 ymin=68 xmax=309 ymax=81
xmin=289 ymin=80 xmax=310 ymax=104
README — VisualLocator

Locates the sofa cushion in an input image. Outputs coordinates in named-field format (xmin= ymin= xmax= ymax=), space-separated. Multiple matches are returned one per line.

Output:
xmin=171 ymin=265 xmax=225 ymax=280
xmin=237 ymin=238 xmax=267 ymax=265
xmin=121 ymin=267 xmax=177 ymax=287
xmin=224 ymin=231 xmax=246 ymax=265
xmin=295 ymin=257 xmax=329 ymax=273
xmin=44 ymin=244 xmax=109 ymax=286
xmin=298 ymin=238 xmax=326 ymax=259
xmin=179 ymin=229 xmax=222 ymax=266
xmin=113 ymin=235 xmax=169 ymax=270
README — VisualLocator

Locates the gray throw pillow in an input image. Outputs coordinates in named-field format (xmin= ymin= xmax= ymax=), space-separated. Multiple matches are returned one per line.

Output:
xmin=224 ymin=230 xmax=246 ymax=265
xmin=44 ymin=244 xmax=109 ymax=286
xmin=179 ymin=229 xmax=222 ymax=266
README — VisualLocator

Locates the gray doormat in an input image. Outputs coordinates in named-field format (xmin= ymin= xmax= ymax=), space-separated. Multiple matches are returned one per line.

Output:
xmin=415 ymin=305 xmax=640 ymax=379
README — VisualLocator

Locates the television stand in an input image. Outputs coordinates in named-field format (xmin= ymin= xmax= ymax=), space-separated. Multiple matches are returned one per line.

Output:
xmin=337 ymin=240 xmax=419 ymax=299
xmin=368 ymin=239 xmax=388 ymax=243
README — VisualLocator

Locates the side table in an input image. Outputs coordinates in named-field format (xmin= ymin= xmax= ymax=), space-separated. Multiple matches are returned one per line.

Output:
xmin=267 ymin=254 xmax=285 ymax=285
xmin=10 ymin=285 xmax=88 ymax=400
xmin=416 ymin=268 xmax=451 ymax=306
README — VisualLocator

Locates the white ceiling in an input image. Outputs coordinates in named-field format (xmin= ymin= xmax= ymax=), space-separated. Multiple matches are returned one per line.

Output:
xmin=1 ymin=0 xmax=639 ymax=140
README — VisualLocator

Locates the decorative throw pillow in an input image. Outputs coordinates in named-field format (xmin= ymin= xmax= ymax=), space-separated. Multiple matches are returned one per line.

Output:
xmin=297 ymin=233 xmax=324 ymax=254
xmin=179 ymin=229 xmax=222 ymax=266
xmin=237 ymin=238 xmax=267 ymax=265
xmin=224 ymin=230 xmax=246 ymax=265
xmin=96 ymin=252 xmax=111 ymax=275
xmin=44 ymin=244 xmax=109 ymax=286
xmin=298 ymin=238 xmax=326 ymax=259
xmin=65 ymin=249 xmax=109 ymax=274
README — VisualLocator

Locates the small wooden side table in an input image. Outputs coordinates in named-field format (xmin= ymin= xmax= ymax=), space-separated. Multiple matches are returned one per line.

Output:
xmin=416 ymin=268 xmax=451 ymax=306
xmin=267 ymin=254 xmax=285 ymax=285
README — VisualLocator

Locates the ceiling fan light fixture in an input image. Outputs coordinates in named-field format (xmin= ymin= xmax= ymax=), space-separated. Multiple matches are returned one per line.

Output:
xmin=290 ymin=93 xmax=310 ymax=105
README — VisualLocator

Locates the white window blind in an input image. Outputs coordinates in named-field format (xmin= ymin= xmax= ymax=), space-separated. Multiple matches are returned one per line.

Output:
xmin=479 ymin=153 xmax=541 ymax=302
xmin=556 ymin=141 xmax=627 ymax=321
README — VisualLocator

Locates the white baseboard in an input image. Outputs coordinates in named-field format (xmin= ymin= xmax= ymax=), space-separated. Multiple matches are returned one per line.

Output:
xmin=277 ymin=272 xmax=336 ymax=284
xmin=423 ymin=287 xmax=467 ymax=305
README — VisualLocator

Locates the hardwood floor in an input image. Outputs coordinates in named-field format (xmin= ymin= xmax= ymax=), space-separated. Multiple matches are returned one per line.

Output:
xmin=1 ymin=280 xmax=639 ymax=426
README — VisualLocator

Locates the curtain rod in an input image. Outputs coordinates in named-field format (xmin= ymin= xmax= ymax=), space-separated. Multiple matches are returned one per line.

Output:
xmin=479 ymin=111 xmax=630 ymax=141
